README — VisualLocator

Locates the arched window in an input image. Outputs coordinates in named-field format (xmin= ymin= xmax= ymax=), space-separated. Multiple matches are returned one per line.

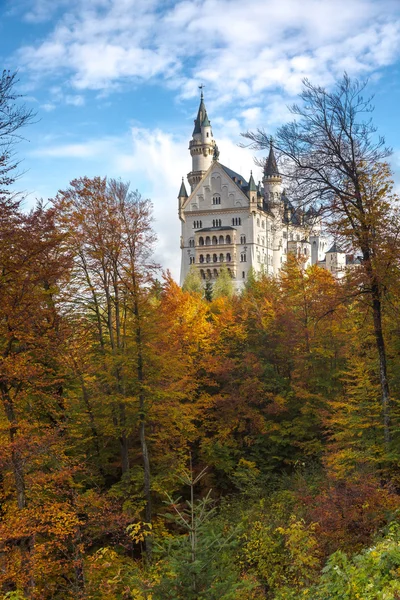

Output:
xmin=213 ymin=268 xmax=218 ymax=278
xmin=206 ymin=254 xmax=211 ymax=263
xmin=212 ymin=236 xmax=218 ymax=245
xmin=240 ymin=235 xmax=246 ymax=244
xmin=213 ymin=254 xmax=217 ymax=262
xmin=241 ymin=253 xmax=247 ymax=262
xmin=226 ymin=235 xmax=231 ymax=244
xmin=199 ymin=237 xmax=204 ymax=246
xmin=213 ymin=195 xmax=221 ymax=205
xmin=226 ymin=253 xmax=231 ymax=262
xmin=199 ymin=254 xmax=204 ymax=263
xmin=219 ymin=235 xmax=224 ymax=244
xmin=232 ymin=218 xmax=235 ymax=226
xmin=200 ymin=269 xmax=205 ymax=280
xmin=238 ymin=218 xmax=241 ymax=225
xmin=206 ymin=236 xmax=211 ymax=245
xmin=200 ymin=221 xmax=202 ymax=227
xmin=219 ymin=253 xmax=224 ymax=262
xmin=206 ymin=269 xmax=212 ymax=280
xmin=227 ymin=268 xmax=232 ymax=277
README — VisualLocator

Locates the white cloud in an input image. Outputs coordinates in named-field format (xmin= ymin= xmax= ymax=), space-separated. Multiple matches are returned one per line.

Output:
xmin=15 ymin=0 xmax=400 ymax=114
xmin=41 ymin=102 xmax=56 ymax=112
xmin=65 ymin=94 xmax=85 ymax=106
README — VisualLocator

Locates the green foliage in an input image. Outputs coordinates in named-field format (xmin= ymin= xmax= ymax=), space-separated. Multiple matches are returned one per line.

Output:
xmin=213 ymin=264 xmax=235 ymax=299
xmin=311 ymin=523 xmax=400 ymax=599
xmin=182 ymin=264 xmax=203 ymax=295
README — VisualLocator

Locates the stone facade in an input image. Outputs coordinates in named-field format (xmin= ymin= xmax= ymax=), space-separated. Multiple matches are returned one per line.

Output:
xmin=178 ymin=93 xmax=336 ymax=288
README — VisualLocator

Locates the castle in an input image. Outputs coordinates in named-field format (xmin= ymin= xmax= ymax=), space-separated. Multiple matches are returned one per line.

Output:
xmin=178 ymin=91 xmax=351 ymax=288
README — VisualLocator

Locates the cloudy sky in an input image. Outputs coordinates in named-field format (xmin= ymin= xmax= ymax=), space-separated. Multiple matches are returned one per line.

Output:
xmin=2 ymin=0 xmax=400 ymax=278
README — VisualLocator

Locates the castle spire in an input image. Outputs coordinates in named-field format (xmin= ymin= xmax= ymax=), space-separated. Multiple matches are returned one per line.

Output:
xmin=178 ymin=177 xmax=188 ymax=199
xmin=264 ymin=137 xmax=279 ymax=177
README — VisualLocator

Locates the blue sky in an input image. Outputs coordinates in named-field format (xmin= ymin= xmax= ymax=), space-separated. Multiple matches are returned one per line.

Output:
xmin=2 ymin=0 xmax=400 ymax=279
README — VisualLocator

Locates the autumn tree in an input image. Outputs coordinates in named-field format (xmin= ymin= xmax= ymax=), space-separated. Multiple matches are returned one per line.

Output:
xmin=243 ymin=74 xmax=399 ymax=448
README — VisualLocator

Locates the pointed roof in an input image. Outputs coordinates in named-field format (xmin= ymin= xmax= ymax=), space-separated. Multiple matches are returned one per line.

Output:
xmin=178 ymin=178 xmax=188 ymax=198
xmin=248 ymin=170 xmax=257 ymax=192
xmin=192 ymin=90 xmax=207 ymax=135
xmin=264 ymin=138 xmax=279 ymax=177
xmin=326 ymin=242 xmax=345 ymax=254
xmin=201 ymin=111 xmax=211 ymax=127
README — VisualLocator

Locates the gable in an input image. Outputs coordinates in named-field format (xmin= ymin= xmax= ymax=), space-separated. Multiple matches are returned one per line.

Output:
xmin=183 ymin=162 xmax=250 ymax=212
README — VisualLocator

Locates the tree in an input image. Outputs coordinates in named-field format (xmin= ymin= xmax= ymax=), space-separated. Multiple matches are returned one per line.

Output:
xmin=55 ymin=177 xmax=158 ymax=559
xmin=0 ymin=70 xmax=35 ymax=201
xmin=212 ymin=265 xmax=235 ymax=299
xmin=182 ymin=265 xmax=203 ymax=296
xmin=243 ymin=74 xmax=398 ymax=449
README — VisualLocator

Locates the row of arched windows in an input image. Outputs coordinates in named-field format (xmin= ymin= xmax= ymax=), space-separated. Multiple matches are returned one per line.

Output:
xmin=199 ymin=253 xmax=232 ymax=263
xmin=199 ymin=235 xmax=231 ymax=246
xmin=212 ymin=219 xmax=222 ymax=227
xmin=232 ymin=218 xmax=241 ymax=226
xmin=193 ymin=220 xmax=202 ymax=228
xmin=200 ymin=268 xmax=233 ymax=280
xmin=212 ymin=196 xmax=221 ymax=205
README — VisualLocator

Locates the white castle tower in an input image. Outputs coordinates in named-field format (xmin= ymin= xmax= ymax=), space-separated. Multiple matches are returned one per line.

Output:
xmin=187 ymin=88 xmax=217 ymax=192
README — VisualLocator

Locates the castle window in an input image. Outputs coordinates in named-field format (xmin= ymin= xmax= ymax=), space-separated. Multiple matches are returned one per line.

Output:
xmin=226 ymin=253 xmax=231 ymax=262
xmin=219 ymin=253 xmax=224 ymax=262
xmin=242 ymin=271 xmax=245 ymax=278
xmin=199 ymin=254 xmax=204 ymax=263
xmin=240 ymin=235 xmax=246 ymax=244
xmin=219 ymin=235 xmax=224 ymax=244
xmin=213 ymin=254 xmax=217 ymax=262
xmin=206 ymin=269 xmax=211 ymax=280
xmin=213 ymin=220 xmax=215 ymax=227
xmin=225 ymin=235 xmax=231 ymax=244
xmin=213 ymin=268 xmax=218 ymax=278
xmin=200 ymin=269 xmax=205 ymax=280
xmin=212 ymin=235 xmax=218 ymax=245
xmin=206 ymin=236 xmax=211 ymax=245
xmin=212 ymin=196 xmax=221 ymax=205
xmin=199 ymin=237 xmax=204 ymax=246
xmin=240 ymin=253 xmax=247 ymax=262
xmin=200 ymin=221 xmax=202 ymax=227
xmin=207 ymin=132 xmax=209 ymax=137
xmin=206 ymin=254 xmax=211 ymax=263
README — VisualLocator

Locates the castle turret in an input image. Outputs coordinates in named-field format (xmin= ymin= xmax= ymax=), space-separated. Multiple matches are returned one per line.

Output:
xmin=178 ymin=177 xmax=188 ymax=220
xmin=263 ymin=139 xmax=282 ymax=210
xmin=187 ymin=89 xmax=216 ymax=191
xmin=247 ymin=170 xmax=257 ymax=207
